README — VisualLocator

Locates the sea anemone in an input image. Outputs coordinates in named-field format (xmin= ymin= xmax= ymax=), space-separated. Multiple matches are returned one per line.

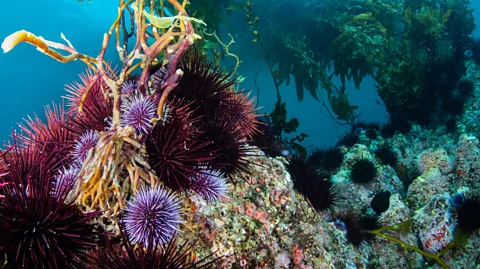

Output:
xmin=190 ymin=169 xmax=229 ymax=202
xmin=123 ymin=186 xmax=183 ymax=246
xmin=455 ymin=195 xmax=480 ymax=233
xmin=94 ymin=224 xmax=220 ymax=269
xmin=145 ymin=100 xmax=214 ymax=191
xmin=72 ymin=130 xmax=99 ymax=163
xmin=121 ymin=95 xmax=156 ymax=135
xmin=350 ymin=159 xmax=377 ymax=184
xmin=0 ymin=143 xmax=98 ymax=269
xmin=374 ymin=144 xmax=398 ymax=167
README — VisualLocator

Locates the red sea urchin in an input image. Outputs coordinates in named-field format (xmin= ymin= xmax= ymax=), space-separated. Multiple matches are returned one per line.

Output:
xmin=19 ymin=103 xmax=75 ymax=169
xmin=151 ymin=51 xmax=236 ymax=120
xmin=199 ymin=110 xmax=256 ymax=179
xmin=222 ymin=90 xmax=260 ymax=139
xmin=123 ymin=186 xmax=183 ymax=246
xmin=455 ymin=195 xmax=480 ymax=233
xmin=0 ymin=142 xmax=98 ymax=269
xmin=65 ymin=70 xmax=114 ymax=134
xmin=350 ymin=159 xmax=378 ymax=184
xmin=287 ymin=154 xmax=338 ymax=211
xmin=333 ymin=212 xmax=378 ymax=247
xmin=145 ymin=100 xmax=215 ymax=191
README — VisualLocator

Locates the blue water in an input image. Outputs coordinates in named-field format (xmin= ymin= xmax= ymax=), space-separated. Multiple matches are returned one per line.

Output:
xmin=1 ymin=0 xmax=479 ymax=148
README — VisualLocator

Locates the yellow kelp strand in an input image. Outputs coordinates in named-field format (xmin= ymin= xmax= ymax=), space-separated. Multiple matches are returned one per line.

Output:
xmin=132 ymin=4 xmax=206 ymax=29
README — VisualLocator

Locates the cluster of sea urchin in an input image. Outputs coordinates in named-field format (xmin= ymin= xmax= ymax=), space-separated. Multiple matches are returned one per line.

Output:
xmin=0 ymin=50 xmax=257 ymax=267
xmin=145 ymin=52 xmax=259 ymax=193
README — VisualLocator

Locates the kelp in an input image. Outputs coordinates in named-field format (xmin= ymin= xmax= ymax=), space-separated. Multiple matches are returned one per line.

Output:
xmin=251 ymin=0 xmax=476 ymax=125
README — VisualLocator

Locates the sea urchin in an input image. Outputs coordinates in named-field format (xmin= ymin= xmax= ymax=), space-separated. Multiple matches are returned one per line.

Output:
xmin=190 ymin=169 xmax=229 ymax=202
xmin=123 ymin=186 xmax=183 ymax=246
xmin=72 ymin=130 xmax=99 ymax=163
xmin=121 ymin=95 xmax=156 ymax=135
xmin=0 ymin=144 xmax=98 ymax=269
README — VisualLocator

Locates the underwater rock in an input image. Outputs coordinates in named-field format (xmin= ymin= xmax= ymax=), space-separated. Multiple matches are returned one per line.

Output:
xmin=407 ymin=168 xmax=450 ymax=210
xmin=378 ymin=194 xmax=410 ymax=226
xmin=417 ymin=148 xmax=453 ymax=175
xmin=369 ymin=194 xmax=423 ymax=268
xmin=179 ymin=148 xmax=371 ymax=268
xmin=412 ymin=193 xmax=455 ymax=254
xmin=455 ymin=134 xmax=480 ymax=192
xmin=333 ymin=144 xmax=404 ymax=214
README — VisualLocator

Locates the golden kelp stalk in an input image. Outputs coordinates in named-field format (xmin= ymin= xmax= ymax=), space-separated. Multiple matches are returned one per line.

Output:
xmin=2 ymin=0 xmax=203 ymax=217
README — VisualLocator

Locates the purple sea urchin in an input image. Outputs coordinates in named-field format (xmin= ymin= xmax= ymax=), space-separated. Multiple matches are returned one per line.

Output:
xmin=123 ymin=186 xmax=183 ymax=246
xmin=191 ymin=169 xmax=228 ymax=201
xmin=121 ymin=80 xmax=137 ymax=96
xmin=121 ymin=95 xmax=156 ymax=134
xmin=52 ymin=166 xmax=80 ymax=198
xmin=72 ymin=130 xmax=99 ymax=163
